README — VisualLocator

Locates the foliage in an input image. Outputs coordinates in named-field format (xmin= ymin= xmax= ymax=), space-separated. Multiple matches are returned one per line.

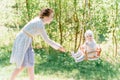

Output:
xmin=0 ymin=0 xmax=120 ymax=80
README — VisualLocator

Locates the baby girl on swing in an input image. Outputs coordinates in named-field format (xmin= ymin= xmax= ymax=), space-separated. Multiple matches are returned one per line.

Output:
xmin=71 ymin=30 xmax=101 ymax=62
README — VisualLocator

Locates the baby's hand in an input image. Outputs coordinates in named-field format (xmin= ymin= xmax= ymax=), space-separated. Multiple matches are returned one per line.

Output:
xmin=97 ymin=47 xmax=101 ymax=51
xmin=96 ymin=47 xmax=101 ymax=56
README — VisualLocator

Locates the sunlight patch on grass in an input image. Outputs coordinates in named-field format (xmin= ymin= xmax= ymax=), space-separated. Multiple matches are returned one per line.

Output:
xmin=0 ymin=65 xmax=75 ymax=80
xmin=35 ymin=74 xmax=74 ymax=80
xmin=0 ymin=65 xmax=14 ymax=80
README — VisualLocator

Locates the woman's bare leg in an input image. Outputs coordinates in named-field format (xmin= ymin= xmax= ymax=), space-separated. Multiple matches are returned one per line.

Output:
xmin=27 ymin=66 xmax=34 ymax=80
xmin=10 ymin=67 xmax=24 ymax=80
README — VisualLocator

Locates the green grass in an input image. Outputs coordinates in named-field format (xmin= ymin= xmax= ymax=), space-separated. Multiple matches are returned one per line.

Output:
xmin=0 ymin=26 xmax=120 ymax=80
xmin=0 ymin=58 xmax=120 ymax=80
xmin=0 ymin=47 xmax=120 ymax=80
xmin=34 ymin=51 xmax=120 ymax=80
xmin=0 ymin=0 xmax=120 ymax=79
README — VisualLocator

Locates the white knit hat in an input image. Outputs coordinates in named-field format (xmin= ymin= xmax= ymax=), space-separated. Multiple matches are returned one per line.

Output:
xmin=85 ymin=30 xmax=94 ymax=38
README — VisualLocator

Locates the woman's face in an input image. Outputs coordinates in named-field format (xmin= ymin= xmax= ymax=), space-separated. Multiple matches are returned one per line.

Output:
xmin=44 ymin=13 xmax=53 ymax=24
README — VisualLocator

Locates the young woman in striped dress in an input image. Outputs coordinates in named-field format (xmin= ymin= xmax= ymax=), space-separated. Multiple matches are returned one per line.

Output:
xmin=10 ymin=8 xmax=65 ymax=80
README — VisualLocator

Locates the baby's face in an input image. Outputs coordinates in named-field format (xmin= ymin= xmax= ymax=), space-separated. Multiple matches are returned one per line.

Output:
xmin=86 ymin=35 xmax=93 ymax=41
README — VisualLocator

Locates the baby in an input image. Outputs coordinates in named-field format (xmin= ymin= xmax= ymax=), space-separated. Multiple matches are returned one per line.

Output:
xmin=71 ymin=30 xmax=101 ymax=62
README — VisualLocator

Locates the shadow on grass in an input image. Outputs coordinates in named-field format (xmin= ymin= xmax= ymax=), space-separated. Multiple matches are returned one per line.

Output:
xmin=34 ymin=49 xmax=119 ymax=80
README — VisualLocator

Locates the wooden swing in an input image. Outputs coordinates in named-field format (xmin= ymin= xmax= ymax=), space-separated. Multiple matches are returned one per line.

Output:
xmin=82 ymin=46 xmax=101 ymax=60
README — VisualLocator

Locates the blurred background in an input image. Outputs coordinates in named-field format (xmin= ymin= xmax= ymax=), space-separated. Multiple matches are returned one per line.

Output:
xmin=0 ymin=0 xmax=120 ymax=80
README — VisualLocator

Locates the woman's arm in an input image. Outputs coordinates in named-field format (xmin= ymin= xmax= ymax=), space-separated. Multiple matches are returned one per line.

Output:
xmin=39 ymin=27 xmax=65 ymax=52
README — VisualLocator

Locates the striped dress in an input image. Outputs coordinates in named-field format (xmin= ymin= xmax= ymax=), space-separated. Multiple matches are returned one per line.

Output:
xmin=10 ymin=17 xmax=62 ymax=68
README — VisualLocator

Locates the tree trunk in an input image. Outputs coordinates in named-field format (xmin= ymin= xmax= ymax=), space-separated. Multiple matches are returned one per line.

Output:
xmin=58 ymin=0 xmax=63 ymax=44
xmin=26 ymin=0 xmax=30 ymax=20
xmin=74 ymin=0 xmax=80 ymax=51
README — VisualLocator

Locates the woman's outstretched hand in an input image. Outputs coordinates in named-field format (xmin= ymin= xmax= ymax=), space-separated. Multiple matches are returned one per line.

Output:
xmin=58 ymin=47 xmax=66 ymax=52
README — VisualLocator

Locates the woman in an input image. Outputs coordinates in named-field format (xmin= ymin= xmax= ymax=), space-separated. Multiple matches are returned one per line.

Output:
xmin=10 ymin=8 xmax=65 ymax=80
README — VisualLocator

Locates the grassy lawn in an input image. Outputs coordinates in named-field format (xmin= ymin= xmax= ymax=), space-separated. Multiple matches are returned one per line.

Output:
xmin=0 ymin=59 xmax=120 ymax=80
xmin=0 ymin=65 xmax=74 ymax=80
xmin=0 ymin=49 xmax=120 ymax=80
xmin=0 ymin=26 xmax=120 ymax=80
xmin=1 ymin=0 xmax=120 ymax=80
